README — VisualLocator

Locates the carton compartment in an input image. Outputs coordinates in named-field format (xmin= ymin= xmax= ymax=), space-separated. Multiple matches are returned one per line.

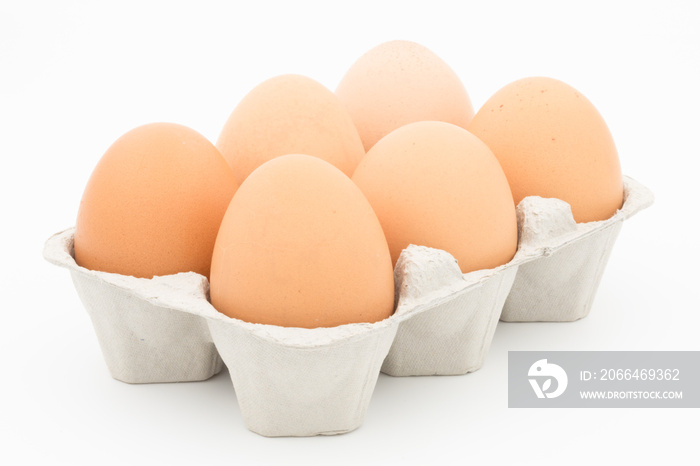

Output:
xmin=208 ymin=319 xmax=397 ymax=437
xmin=383 ymin=247 xmax=519 ymax=376
xmin=502 ymin=176 xmax=653 ymax=322
xmin=501 ymin=222 xmax=622 ymax=322
xmin=45 ymin=230 xmax=223 ymax=384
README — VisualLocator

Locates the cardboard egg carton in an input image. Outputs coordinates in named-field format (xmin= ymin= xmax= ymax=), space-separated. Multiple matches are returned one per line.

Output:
xmin=43 ymin=175 xmax=652 ymax=437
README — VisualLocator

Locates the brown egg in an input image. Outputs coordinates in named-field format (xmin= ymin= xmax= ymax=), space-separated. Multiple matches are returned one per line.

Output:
xmin=335 ymin=40 xmax=474 ymax=151
xmin=210 ymin=154 xmax=394 ymax=328
xmin=352 ymin=121 xmax=517 ymax=273
xmin=468 ymin=76 xmax=624 ymax=223
xmin=74 ymin=123 xmax=237 ymax=279
xmin=216 ymin=74 xmax=365 ymax=186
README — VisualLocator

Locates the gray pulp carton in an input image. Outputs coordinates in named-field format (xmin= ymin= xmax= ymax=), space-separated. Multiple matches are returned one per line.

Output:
xmin=382 ymin=246 xmax=521 ymax=376
xmin=43 ymin=175 xmax=652 ymax=436
xmin=42 ymin=231 xmax=223 ymax=384
xmin=501 ymin=176 xmax=654 ymax=322
xmin=41 ymin=229 xmax=512 ymax=436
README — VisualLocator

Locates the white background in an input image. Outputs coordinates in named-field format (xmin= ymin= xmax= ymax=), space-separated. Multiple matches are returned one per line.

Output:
xmin=2 ymin=1 xmax=698 ymax=464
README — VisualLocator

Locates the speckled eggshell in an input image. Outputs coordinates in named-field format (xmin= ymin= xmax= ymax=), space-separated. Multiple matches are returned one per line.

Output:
xmin=216 ymin=74 xmax=365 ymax=186
xmin=468 ymin=77 xmax=624 ymax=223
xmin=74 ymin=123 xmax=237 ymax=279
xmin=210 ymin=154 xmax=395 ymax=329
xmin=352 ymin=121 xmax=517 ymax=274
xmin=335 ymin=40 xmax=474 ymax=151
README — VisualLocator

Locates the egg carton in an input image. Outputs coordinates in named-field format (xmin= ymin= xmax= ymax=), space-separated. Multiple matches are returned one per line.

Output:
xmin=43 ymin=176 xmax=652 ymax=437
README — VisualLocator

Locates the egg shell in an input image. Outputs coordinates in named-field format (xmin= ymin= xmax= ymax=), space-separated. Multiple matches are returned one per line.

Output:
xmin=352 ymin=121 xmax=518 ymax=274
xmin=43 ymin=176 xmax=653 ymax=434
xmin=74 ymin=123 xmax=237 ymax=279
xmin=210 ymin=154 xmax=395 ymax=328
xmin=335 ymin=40 xmax=474 ymax=151
xmin=216 ymin=74 xmax=365 ymax=186
xmin=468 ymin=76 xmax=624 ymax=223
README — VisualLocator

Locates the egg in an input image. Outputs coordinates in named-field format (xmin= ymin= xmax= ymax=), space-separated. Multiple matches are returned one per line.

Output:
xmin=74 ymin=123 xmax=237 ymax=279
xmin=335 ymin=40 xmax=474 ymax=151
xmin=216 ymin=74 xmax=365 ymax=186
xmin=352 ymin=121 xmax=517 ymax=274
xmin=210 ymin=154 xmax=394 ymax=328
xmin=468 ymin=76 xmax=624 ymax=223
